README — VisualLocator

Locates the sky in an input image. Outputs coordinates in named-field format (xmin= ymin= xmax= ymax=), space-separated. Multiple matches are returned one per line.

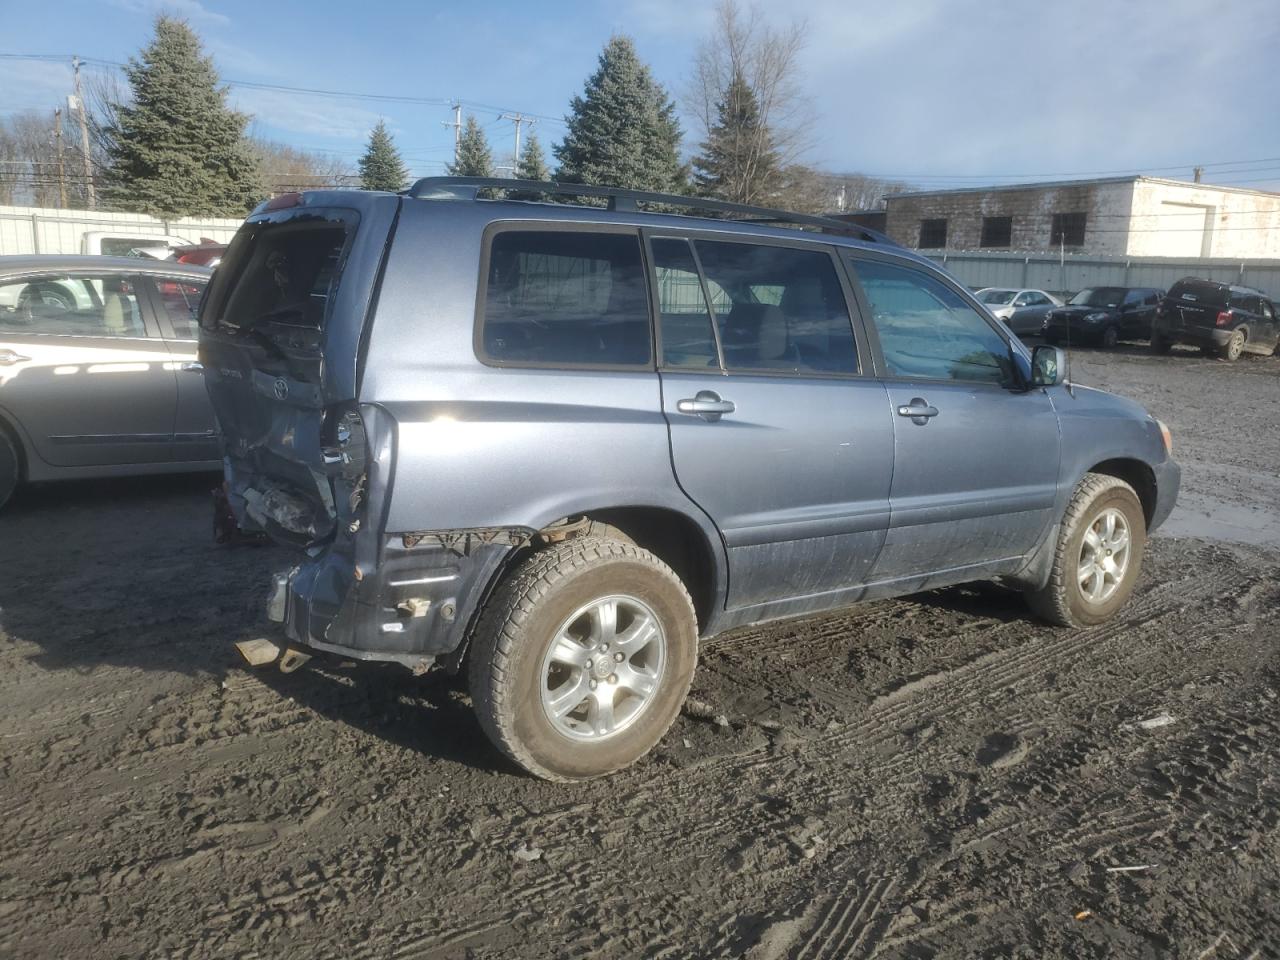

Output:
xmin=2 ymin=0 xmax=1279 ymax=193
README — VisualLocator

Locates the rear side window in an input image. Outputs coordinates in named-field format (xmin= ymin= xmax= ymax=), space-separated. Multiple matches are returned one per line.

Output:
xmin=154 ymin=280 xmax=207 ymax=339
xmin=481 ymin=230 xmax=650 ymax=367
xmin=693 ymin=240 xmax=858 ymax=375
xmin=651 ymin=238 xmax=718 ymax=370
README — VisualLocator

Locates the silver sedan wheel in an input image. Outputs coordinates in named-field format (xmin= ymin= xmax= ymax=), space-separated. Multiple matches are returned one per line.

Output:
xmin=539 ymin=595 xmax=666 ymax=741
xmin=1078 ymin=507 xmax=1131 ymax=604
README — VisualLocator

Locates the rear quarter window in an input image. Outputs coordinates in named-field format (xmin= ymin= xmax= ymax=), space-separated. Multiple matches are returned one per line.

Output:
xmin=480 ymin=229 xmax=651 ymax=368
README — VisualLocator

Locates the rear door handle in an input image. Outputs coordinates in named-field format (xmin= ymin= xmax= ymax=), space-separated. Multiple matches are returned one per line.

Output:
xmin=897 ymin=397 xmax=939 ymax=425
xmin=0 ymin=349 xmax=31 ymax=365
xmin=676 ymin=390 xmax=735 ymax=421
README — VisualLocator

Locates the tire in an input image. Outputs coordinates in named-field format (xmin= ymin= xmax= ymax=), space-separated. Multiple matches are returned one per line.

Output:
xmin=1025 ymin=473 xmax=1147 ymax=628
xmin=0 ymin=428 xmax=19 ymax=511
xmin=1149 ymin=331 xmax=1172 ymax=354
xmin=1101 ymin=326 xmax=1119 ymax=349
xmin=468 ymin=535 xmax=698 ymax=781
xmin=1220 ymin=329 xmax=1245 ymax=361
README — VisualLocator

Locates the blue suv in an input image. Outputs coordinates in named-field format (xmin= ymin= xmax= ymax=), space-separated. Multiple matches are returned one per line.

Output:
xmin=199 ymin=179 xmax=1180 ymax=780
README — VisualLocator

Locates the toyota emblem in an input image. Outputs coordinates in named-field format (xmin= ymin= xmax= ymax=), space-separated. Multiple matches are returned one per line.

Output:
xmin=273 ymin=378 xmax=289 ymax=400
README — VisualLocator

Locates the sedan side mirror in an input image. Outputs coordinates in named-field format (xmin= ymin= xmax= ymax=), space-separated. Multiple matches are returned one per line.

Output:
xmin=1031 ymin=344 xmax=1067 ymax=386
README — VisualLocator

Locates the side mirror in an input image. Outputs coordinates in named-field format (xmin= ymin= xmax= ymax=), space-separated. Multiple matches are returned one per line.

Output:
xmin=1031 ymin=344 xmax=1067 ymax=386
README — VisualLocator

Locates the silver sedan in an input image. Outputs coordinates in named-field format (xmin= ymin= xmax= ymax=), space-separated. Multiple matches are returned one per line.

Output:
xmin=976 ymin=287 xmax=1063 ymax=337
xmin=0 ymin=255 xmax=218 ymax=508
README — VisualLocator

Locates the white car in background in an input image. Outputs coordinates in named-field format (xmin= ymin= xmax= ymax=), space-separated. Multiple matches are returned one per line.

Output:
xmin=80 ymin=231 xmax=194 ymax=259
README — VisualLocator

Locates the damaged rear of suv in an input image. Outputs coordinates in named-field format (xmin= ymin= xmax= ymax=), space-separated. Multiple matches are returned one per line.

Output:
xmin=202 ymin=179 xmax=1179 ymax=782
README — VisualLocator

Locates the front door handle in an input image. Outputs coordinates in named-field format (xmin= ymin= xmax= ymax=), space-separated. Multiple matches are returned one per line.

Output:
xmin=180 ymin=361 xmax=204 ymax=373
xmin=676 ymin=390 xmax=736 ymax=421
xmin=897 ymin=397 xmax=939 ymax=425
xmin=0 ymin=349 xmax=31 ymax=365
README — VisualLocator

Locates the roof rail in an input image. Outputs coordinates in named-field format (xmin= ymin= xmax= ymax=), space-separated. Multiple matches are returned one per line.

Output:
xmin=406 ymin=176 xmax=895 ymax=245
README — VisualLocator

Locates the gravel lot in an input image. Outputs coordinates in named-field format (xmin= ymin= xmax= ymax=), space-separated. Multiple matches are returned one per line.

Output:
xmin=1 ymin=344 xmax=1277 ymax=959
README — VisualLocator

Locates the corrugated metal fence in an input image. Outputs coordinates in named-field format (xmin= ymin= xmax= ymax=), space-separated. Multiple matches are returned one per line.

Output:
xmin=0 ymin=206 xmax=244 ymax=256
xmin=924 ymin=250 xmax=1280 ymax=298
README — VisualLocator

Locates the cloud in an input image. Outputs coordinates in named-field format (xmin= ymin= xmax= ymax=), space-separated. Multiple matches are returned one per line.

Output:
xmin=0 ymin=60 xmax=74 ymax=114
xmin=109 ymin=0 xmax=230 ymax=26
xmin=229 ymin=87 xmax=385 ymax=141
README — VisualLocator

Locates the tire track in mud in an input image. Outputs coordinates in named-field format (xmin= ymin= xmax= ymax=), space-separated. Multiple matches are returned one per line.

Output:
xmin=792 ymin=871 xmax=897 ymax=960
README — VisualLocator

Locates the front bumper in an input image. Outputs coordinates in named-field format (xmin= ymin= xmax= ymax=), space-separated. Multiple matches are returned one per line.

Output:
xmin=267 ymin=532 xmax=522 ymax=669
xmin=1150 ymin=458 xmax=1181 ymax=533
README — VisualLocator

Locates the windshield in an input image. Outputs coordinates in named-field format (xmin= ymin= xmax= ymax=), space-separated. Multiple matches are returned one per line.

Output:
xmin=1068 ymin=287 xmax=1125 ymax=307
xmin=979 ymin=289 xmax=1017 ymax=305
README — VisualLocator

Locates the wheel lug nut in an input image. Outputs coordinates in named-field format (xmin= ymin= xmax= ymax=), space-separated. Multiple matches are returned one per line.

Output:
xmin=590 ymin=679 xmax=597 ymax=690
xmin=600 ymin=643 xmax=609 ymax=652
xmin=585 ymin=659 xmax=593 ymax=669
xmin=614 ymin=652 xmax=624 ymax=662
xmin=608 ymin=674 xmax=617 ymax=684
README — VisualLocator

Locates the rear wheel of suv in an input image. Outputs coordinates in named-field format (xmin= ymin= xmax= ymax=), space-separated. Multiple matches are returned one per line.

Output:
xmin=1220 ymin=329 xmax=1246 ymax=361
xmin=468 ymin=535 xmax=698 ymax=781
xmin=1025 ymin=473 xmax=1147 ymax=628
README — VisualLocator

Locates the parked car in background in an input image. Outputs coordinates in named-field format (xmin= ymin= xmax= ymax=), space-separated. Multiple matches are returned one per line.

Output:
xmin=975 ymin=287 xmax=1063 ymax=337
xmin=0 ymin=256 xmax=216 ymax=508
xmin=202 ymin=178 xmax=1180 ymax=782
xmin=80 ymin=231 xmax=193 ymax=259
xmin=1151 ymin=278 xmax=1280 ymax=361
xmin=1044 ymin=286 xmax=1163 ymax=348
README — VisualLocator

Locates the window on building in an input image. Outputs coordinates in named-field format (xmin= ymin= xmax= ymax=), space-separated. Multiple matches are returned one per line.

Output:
xmin=481 ymin=230 xmax=651 ymax=367
xmin=1050 ymin=212 xmax=1087 ymax=247
xmin=918 ymin=219 xmax=948 ymax=249
xmin=980 ymin=216 xmax=1013 ymax=248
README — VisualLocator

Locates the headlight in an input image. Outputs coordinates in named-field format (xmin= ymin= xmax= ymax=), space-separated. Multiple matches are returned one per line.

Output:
xmin=1085 ymin=312 xmax=1107 ymax=322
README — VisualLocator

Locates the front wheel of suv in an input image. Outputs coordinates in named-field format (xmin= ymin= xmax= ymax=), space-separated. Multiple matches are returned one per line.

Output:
xmin=1101 ymin=326 xmax=1119 ymax=349
xmin=1149 ymin=331 xmax=1172 ymax=354
xmin=468 ymin=535 xmax=698 ymax=781
xmin=1025 ymin=473 xmax=1147 ymax=628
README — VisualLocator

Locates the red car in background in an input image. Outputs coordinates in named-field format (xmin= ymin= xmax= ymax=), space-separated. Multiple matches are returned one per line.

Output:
xmin=171 ymin=239 xmax=228 ymax=268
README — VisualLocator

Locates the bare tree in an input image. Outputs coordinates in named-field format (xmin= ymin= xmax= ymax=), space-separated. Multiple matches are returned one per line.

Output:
xmin=687 ymin=0 xmax=812 ymax=180
xmin=249 ymin=136 xmax=353 ymax=194
xmin=0 ymin=112 xmax=68 ymax=207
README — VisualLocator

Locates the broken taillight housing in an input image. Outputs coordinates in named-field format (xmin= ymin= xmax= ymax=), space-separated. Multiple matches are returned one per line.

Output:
xmin=322 ymin=406 xmax=367 ymax=473
xmin=1215 ymin=310 xmax=1233 ymax=327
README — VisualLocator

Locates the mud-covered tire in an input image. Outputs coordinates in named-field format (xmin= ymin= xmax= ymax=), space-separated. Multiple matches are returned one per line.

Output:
xmin=1220 ymin=329 xmax=1245 ymax=361
xmin=1149 ymin=331 xmax=1172 ymax=354
xmin=1101 ymin=326 xmax=1119 ymax=349
xmin=1025 ymin=473 xmax=1147 ymax=628
xmin=0 ymin=428 xmax=19 ymax=511
xmin=468 ymin=536 xmax=698 ymax=781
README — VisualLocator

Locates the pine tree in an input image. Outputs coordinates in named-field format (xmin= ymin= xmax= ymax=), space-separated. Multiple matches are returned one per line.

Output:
xmin=448 ymin=115 xmax=493 ymax=177
xmin=554 ymin=36 xmax=683 ymax=192
xmin=515 ymin=131 xmax=550 ymax=182
xmin=692 ymin=69 xmax=780 ymax=204
xmin=358 ymin=120 xmax=408 ymax=192
xmin=105 ymin=16 xmax=263 ymax=217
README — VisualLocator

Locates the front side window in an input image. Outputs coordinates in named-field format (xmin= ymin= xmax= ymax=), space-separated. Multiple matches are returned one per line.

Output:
xmin=482 ymin=230 xmax=650 ymax=367
xmin=1069 ymin=287 xmax=1125 ymax=308
xmin=848 ymin=258 xmax=1015 ymax=386
xmin=0 ymin=274 xmax=145 ymax=337
xmin=693 ymin=240 xmax=858 ymax=375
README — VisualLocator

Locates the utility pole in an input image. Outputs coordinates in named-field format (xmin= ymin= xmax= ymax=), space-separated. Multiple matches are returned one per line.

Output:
xmin=499 ymin=113 xmax=534 ymax=176
xmin=71 ymin=56 xmax=96 ymax=209
xmin=442 ymin=102 xmax=461 ymax=166
xmin=53 ymin=108 xmax=67 ymax=209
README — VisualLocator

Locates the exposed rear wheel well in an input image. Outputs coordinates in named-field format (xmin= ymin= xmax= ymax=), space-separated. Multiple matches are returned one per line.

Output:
xmin=1088 ymin=458 xmax=1156 ymax=527
xmin=583 ymin=507 xmax=718 ymax=634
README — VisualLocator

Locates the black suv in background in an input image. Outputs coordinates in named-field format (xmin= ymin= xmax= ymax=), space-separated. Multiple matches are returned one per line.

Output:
xmin=1044 ymin=287 xmax=1163 ymax=349
xmin=1151 ymin=278 xmax=1280 ymax=361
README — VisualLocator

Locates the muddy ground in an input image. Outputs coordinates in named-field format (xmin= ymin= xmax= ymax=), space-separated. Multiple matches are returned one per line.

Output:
xmin=1 ymin=344 xmax=1277 ymax=959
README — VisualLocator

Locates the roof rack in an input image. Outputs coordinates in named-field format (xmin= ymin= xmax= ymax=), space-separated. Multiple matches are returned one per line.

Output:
xmin=406 ymin=176 xmax=894 ymax=245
